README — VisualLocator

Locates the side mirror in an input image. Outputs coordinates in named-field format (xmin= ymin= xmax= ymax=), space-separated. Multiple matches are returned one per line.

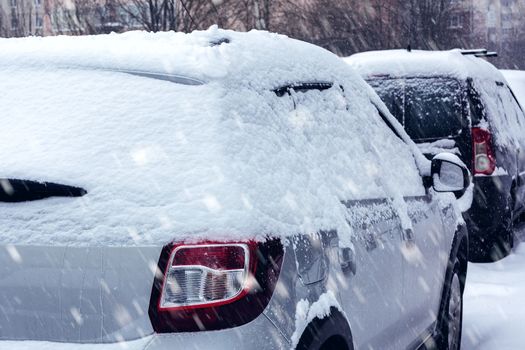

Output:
xmin=431 ymin=153 xmax=470 ymax=197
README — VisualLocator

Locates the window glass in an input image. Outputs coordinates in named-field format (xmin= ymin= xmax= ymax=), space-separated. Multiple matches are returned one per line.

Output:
xmin=497 ymin=84 xmax=525 ymax=130
xmin=507 ymin=86 xmax=525 ymax=121
xmin=367 ymin=78 xmax=405 ymax=125
xmin=368 ymin=77 xmax=468 ymax=141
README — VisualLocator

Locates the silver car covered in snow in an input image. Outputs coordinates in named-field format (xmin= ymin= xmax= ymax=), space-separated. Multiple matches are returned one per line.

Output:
xmin=0 ymin=28 xmax=469 ymax=349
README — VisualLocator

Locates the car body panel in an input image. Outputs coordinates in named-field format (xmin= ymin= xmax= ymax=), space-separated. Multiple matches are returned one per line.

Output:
xmin=341 ymin=200 xmax=406 ymax=350
xmin=0 ymin=337 xmax=154 ymax=350
xmin=144 ymin=315 xmax=289 ymax=350
xmin=0 ymin=245 xmax=161 ymax=342
xmin=399 ymin=195 xmax=453 ymax=344
xmin=262 ymin=195 xmax=460 ymax=350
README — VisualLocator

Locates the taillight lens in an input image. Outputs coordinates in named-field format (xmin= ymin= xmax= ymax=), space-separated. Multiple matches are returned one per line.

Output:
xmin=160 ymin=244 xmax=252 ymax=310
xmin=472 ymin=127 xmax=496 ymax=175
xmin=149 ymin=239 xmax=283 ymax=332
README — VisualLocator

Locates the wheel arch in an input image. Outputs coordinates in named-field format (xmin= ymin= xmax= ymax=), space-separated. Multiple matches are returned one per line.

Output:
xmin=295 ymin=307 xmax=354 ymax=350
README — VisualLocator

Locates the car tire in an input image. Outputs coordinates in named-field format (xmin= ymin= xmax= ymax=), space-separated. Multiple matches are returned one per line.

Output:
xmin=471 ymin=207 xmax=513 ymax=262
xmin=492 ymin=207 xmax=514 ymax=261
xmin=436 ymin=258 xmax=463 ymax=350
xmin=296 ymin=309 xmax=353 ymax=350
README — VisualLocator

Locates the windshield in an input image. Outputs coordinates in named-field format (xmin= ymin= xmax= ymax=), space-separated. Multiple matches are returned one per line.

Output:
xmin=368 ymin=77 xmax=468 ymax=141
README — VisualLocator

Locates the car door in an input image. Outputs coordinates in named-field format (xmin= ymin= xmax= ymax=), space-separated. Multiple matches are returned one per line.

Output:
xmin=399 ymin=194 xmax=454 ymax=345
xmin=341 ymin=198 xmax=407 ymax=350
xmin=334 ymin=106 xmax=433 ymax=349
xmin=369 ymin=106 xmax=458 ymax=348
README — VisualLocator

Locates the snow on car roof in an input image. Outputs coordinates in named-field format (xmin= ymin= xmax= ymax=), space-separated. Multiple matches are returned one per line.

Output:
xmin=345 ymin=49 xmax=505 ymax=83
xmin=0 ymin=26 xmax=345 ymax=89
xmin=0 ymin=28 xmax=427 ymax=247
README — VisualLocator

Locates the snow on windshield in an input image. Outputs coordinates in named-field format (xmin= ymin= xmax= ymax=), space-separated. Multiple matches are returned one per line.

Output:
xmin=0 ymin=31 xmax=425 ymax=247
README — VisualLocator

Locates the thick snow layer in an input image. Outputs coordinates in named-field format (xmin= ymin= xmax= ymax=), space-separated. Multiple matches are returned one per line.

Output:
xmin=0 ymin=29 xmax=428 ymax=246
xmin=463 ymin=241 xmax=525 ymax=350
xmin=417 ymin=139 xmax=460 ymax=156
xmin=345 ymin=49 xmax=502 ymax=82
xmin=501 ymin=70 xmax=525 ymax=108
xmin=0 ymin=26 xmax=355 ymax=91
xmin=345 ymin=50 xmax=501 ymax=80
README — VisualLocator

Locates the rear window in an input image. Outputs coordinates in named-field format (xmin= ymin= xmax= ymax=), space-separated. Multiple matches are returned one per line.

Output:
xmin=367 ymin=77 xmax=468 ymax=141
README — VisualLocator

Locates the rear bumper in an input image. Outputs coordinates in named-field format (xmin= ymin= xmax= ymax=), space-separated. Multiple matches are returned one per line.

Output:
xmin=464 ymin=174 xmax=512 ymax=243
xmin=0 ymin=337 xmax=153 ymax=350
xmin=0 ymin=314 xmax=289 ymax=350
xmin=146 ymin=315 xmax=289 ymax=349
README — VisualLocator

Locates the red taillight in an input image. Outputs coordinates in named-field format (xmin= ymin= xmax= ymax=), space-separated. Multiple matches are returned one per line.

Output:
xmin=472 ymin=127 xmax=496 ymax=175
xmin=149 ymin=239 xmax=283 ymax=332
xmin=159 ymin=243 xmax=254 ymax=311
xmin=173 ymin=245 xmax=247 ymax=270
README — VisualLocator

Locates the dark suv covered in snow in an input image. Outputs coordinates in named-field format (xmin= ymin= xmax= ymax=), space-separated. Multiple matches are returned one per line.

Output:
xmin=347 ymin=49 xmax=525 ymax=261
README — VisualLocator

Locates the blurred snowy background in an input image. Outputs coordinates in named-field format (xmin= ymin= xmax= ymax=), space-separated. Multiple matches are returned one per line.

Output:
xmin=1 ymin=0 xmax=525 ymax=69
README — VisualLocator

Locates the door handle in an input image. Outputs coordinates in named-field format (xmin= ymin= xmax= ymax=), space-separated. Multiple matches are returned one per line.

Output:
xmin=403 ymin=228 xmax=416 ymax=247
xmin=339 ymin=246 xmax=356 ymax=275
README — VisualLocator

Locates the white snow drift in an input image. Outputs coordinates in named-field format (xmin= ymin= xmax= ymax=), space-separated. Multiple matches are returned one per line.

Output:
xmin=463 ymin=242 xmax=525 ymax=350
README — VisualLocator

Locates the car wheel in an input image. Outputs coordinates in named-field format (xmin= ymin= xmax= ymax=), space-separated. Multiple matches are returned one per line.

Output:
xmin=437 ymin=259 xmax=463 ymax=350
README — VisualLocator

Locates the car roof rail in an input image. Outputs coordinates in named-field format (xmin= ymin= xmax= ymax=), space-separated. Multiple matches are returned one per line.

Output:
xmin=460 ymin=49 xmax=488 ymax=55
xmin=460 ymin=49 xmax=498 ymax=58
xmin=475 ymin=51 xmax=498 ymax=58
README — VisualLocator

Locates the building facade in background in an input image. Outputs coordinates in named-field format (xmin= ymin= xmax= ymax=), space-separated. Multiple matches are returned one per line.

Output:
xmin=472 ymin=0 xmax=525 ymax=50
xmin=0 ymin=0 xmax=142 ymax=37
xmin=0 ymin=0 xmax=48 ymax=36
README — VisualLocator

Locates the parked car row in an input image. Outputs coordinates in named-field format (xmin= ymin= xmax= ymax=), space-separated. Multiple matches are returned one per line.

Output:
xmin=0 ymin=28 xmax=521 ymax=350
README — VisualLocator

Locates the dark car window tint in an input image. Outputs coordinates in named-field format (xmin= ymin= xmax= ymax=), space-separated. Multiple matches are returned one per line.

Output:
xmin=496 ymin=84 xmax=525 ymax=131
xmin=367 ymin=79 xmax=405 ymax=125
xmin=506 ymin=85 xmax=525 ymax=124
xmin=368 ymin=77 xmax=468 ymax=141
xmin=466 ymin=79 xmax=486 ymax=125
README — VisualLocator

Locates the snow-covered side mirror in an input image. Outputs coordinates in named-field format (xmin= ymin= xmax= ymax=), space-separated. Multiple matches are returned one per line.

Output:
xmin=431 ymin=153 xmax=470 ymax=197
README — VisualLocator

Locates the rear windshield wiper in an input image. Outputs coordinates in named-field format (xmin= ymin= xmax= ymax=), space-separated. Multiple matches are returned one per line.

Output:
xmin=0 ymin=179 xmax=87 ymax=203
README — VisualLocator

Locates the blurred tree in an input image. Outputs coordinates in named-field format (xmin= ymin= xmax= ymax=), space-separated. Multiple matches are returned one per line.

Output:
xmin=0 ymin=6 xmax=6 ymax=37
xmin=2 ymin=0 xmax=523 ymax=69
xmin=6 ymin=0 xmax=33 ymax=37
